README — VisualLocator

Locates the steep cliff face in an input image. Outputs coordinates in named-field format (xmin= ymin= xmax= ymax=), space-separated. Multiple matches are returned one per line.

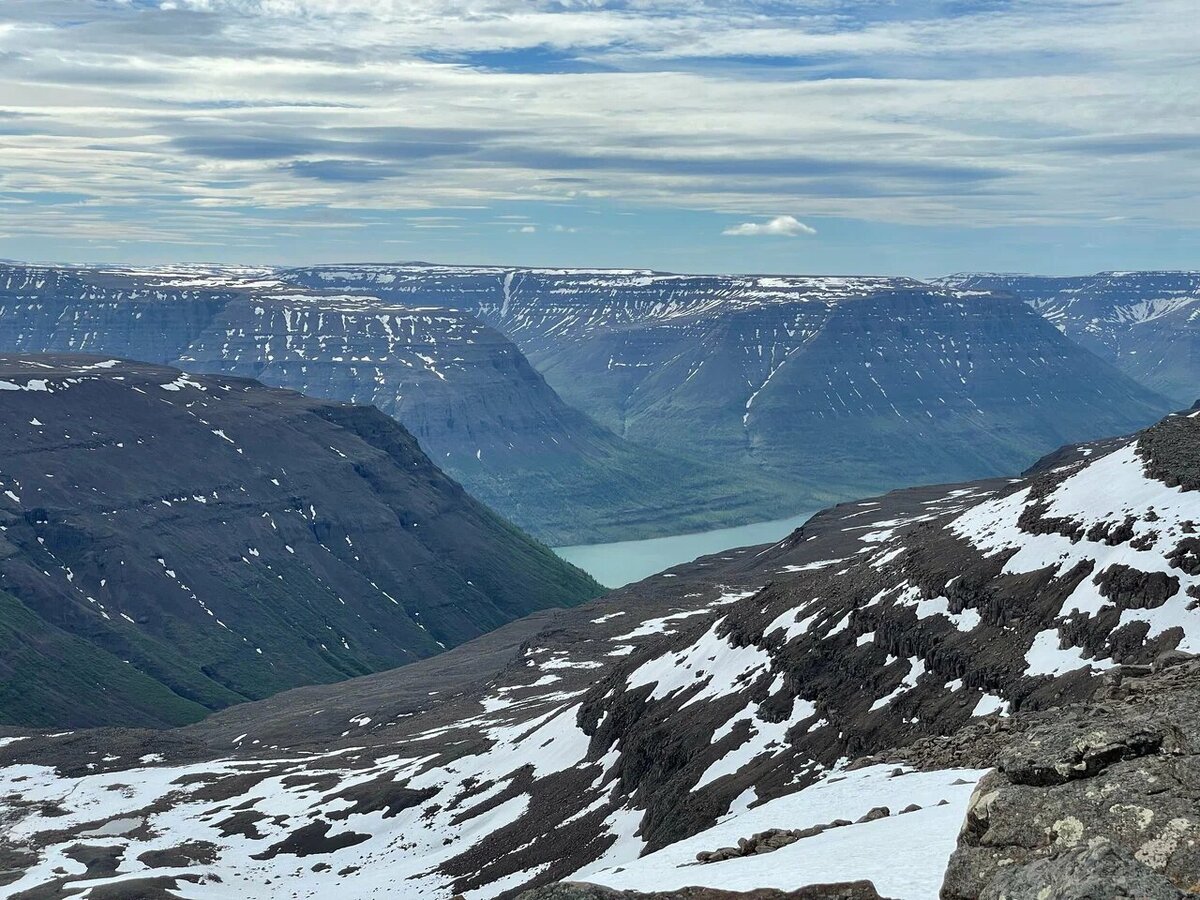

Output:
xmin=0 ymin=265 xmax=777 ymax=544
xmin=0 ymin=264 xmax=242 ymax=363
xmin=281 ymin=266 xmax=921 ymax=436
xmin=0 ymin=355 xmax=600 ymax=729
xmin=285 ymin=265 xmax=1173 ymax=512
xmin=936 ymin=270 xmax=1200 ymax=406
xmin=7 ymin=408 xmax=1200 ymax=897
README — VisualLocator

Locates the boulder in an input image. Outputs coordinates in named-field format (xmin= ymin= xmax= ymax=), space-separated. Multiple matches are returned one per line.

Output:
xmin=855 ymin=807 xmax=890 ymax=824
xmin=978 ymin=841 xmax=1191 ymax=900
xmin=940 ymin=659 xmax=1200 ymax=899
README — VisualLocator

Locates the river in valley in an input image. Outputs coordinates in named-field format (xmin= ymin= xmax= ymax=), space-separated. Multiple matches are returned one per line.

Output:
xmin=553 ymin=509 xmax=820 ymax=589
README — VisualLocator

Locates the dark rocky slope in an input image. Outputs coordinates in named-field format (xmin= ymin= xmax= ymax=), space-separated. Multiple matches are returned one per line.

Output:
xmin=0 ymin=354 xmax=599 ymax=729
xmin=936 ymin=270 xmax=1200 ymax=407
xmin=4 ymin=406 xmax=1200 ymax=897
xmin=0 ymin=265 xmax=775 ymax=544
xmin=284 ymin=265 xmax=1173 ymax=516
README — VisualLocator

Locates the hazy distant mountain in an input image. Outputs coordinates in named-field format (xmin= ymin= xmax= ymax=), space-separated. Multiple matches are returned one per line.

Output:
xmin=0 ymin=264 xmax=782 ymax=544
xmin=286 ymin=265 xmax=1173 ymax=513
xmin=935 ymin=270 xmax=1200 ymax=406
xmin=7 ymin=405 xmax=1200 ymax=896
xmin=0 ymin=355 xmax=600 ymax=728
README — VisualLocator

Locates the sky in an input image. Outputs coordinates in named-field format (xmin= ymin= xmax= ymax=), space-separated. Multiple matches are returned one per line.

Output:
xmin=0 ymin=0 xmax=1196 ymax=275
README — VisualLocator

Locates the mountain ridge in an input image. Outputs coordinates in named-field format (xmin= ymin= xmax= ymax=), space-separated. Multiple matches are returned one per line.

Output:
xmin=0 ymin=353 xmax=601 ymax=728
xmin=0 ymin=264 xmax=783 ymax=544
xmin=285 ymin=264 xmax=1174 ymax=517
xmin=934 ymin=270 xmax=1200 ymax=407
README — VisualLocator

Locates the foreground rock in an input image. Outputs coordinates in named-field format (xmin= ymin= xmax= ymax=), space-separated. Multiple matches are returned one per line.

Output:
xmin=934 ymin=656 xmax=1200 ymax=898
xmin=978 ymin=842 xmax=1192 ymax=900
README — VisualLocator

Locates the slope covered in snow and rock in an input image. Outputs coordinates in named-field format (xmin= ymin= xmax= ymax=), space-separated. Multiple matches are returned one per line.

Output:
xmin=6 ymin=405 xmax=1200 ymax=897
xmin=284 ymin=264 xmax=1173 ymax=514
xmin=0 ymin=265 xmax=778 ymax=544
xmin=937 ymin=270 xmax=1200 ymax=407
xmin=0 ymin=354 xmax=600 ymax=729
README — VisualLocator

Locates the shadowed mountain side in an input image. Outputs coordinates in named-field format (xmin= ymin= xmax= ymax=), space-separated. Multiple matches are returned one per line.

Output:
xmin=0 ymin=354 xmax=600 ymax=728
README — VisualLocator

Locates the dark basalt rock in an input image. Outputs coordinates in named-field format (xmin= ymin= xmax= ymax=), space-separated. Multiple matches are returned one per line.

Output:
xmin=854 ymin=806 xmax=890 ymax=824
xmin=1167 ymin=538 xmax=1200 ymax=576
xmin=1140 ymin=412 xmax=1200 ymax=492
xmin=136 ymin=841 xmax=218 ymax=869
xmin=694 ymin=821 xmax=858 ymax=863
xmin=996 ymin=718 xmax=1166 ymax=786
xmin=16 ymin=873 xmax=210 ymax=900
xmin=249 ymin=821 xmax=370 ymax=860
xmin=322 ymin=776 xmax=438 ymax=821
xmin=1094 ymin=564 xmax=1176 ymax=614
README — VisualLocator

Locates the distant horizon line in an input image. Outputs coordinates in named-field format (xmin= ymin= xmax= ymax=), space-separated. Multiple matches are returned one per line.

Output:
xmin=2 ymin=258 xmax=1198 ymax=282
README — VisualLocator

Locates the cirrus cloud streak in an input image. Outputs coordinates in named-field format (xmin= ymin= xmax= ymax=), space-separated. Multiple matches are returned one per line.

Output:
xmin=0 ymin=0 xmax=1195 ymax=264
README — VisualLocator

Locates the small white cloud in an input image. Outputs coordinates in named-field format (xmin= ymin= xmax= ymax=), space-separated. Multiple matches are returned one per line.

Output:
xmin=723 ymin=215 xmax=817 ymax=237
xmin=520 ymin=225 xmax=537 ymax=233
xmin=552 ymin=224 xmax=578 ymax=233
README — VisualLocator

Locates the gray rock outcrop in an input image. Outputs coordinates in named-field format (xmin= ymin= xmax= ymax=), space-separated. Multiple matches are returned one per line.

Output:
xmin=939 ymin=658 xmax=1200 ymax=898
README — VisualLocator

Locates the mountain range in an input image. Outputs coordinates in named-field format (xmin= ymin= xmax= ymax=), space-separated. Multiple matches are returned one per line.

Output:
xmin=936 ymin=270 xmax=1200 ymax=407
xmin=0 ymin=354 xmax=599 ymax=729
xmin=7 ymin=263 xmax=1184 ymax=548
xmin=284 ymin=265 xmax=1174 ymax=512
xmin=0 ymin=265 xmax=780 ymax=545
xmin=4 ymin=402 xmax=1199 ymax=897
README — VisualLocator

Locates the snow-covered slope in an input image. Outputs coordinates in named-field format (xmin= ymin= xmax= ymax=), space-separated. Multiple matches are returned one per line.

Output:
xmin=935 ymin=271 xmax=1200 ymax=406
xmin=7 ymin=406 xmax=1200 ymax=897
xmin=285 ymin=264 xmax=1173 ymax=518
xmin=0 ymin=264 xmax=779 ymax=544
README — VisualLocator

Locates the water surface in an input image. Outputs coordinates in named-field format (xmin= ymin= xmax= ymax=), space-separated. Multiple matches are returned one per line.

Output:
xmin=554 ymin=510 xmax=818 ymax=589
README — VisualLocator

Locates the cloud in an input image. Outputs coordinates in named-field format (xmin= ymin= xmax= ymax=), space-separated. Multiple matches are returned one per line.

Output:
xmin=723 ymin=215 xmax=816 ymax=237
xmin=172 ymin=129 xmax=486 ymax=163
xmin=286 ymin=159 xmax=405 ymax=182
xmin=0 ymin=0 xmax=1197 ymax=262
